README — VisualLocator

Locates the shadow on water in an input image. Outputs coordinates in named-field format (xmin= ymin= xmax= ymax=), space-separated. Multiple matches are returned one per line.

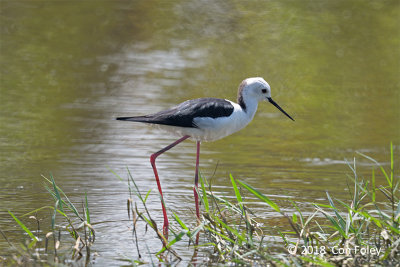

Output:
xmin=1 ymin=0 xmax=399 ymax=265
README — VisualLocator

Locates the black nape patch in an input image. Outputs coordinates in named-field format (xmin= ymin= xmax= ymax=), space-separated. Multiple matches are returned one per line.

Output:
xmin=237 ymin=80 xmax=247 ymax=111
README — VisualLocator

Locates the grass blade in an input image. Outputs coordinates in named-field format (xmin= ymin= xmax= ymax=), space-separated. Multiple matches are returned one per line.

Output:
xmin=85 ymin=192 xmax=90 ymax=224
xmin=51 ymin=174 xmax=64 ymax=213
xmin=237 ymin=180 xmax=280 ymax=213
xmin=230 ymin=174 xmax=243 ymax=210
xmin=372 ymin=167 xmax=376 ymax=202
xmin=325 ymin=191 xmax=346 ymax=231
xmin=200 ymin=174 xmax=209 ymax=212
xmin=356 ymin=151 xmax=391 ymax=187
xmin=144 ymin=189 xmax=152 ymax=203
xmin=8 ymin=210 xmax=38 ymax=247
xmin=108 ymin=166 xmax=124 ymax=181
xmin=172 ymin=212 xmax=189 ymax=231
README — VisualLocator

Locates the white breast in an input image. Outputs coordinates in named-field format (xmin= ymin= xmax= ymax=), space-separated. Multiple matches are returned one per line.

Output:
xmin=191 ymin=101 xmax=255 ymax=141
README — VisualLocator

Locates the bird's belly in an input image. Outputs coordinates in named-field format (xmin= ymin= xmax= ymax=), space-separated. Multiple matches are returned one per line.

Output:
xmin=198 ymin=127 xmax=238 ymax=141
xmin=152 ymin=124 xmax=231 ymax=142
xmin=150 ymin=124 xmax=203 ymax=140
xmin=192 ymin=115 xmax=250 ymax=141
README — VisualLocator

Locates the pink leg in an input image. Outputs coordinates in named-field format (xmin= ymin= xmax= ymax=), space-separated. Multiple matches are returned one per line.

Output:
xmin=150 ymin=135 xmax=190 ymax=238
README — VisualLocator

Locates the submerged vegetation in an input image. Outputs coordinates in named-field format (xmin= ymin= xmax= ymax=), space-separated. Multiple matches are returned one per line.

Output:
xmin=1 ymin=143 xmax=398 ymax=266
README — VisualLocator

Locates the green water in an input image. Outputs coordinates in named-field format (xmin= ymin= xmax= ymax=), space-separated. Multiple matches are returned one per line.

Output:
xmin=1 ymin=0 xmax=399 ymax=264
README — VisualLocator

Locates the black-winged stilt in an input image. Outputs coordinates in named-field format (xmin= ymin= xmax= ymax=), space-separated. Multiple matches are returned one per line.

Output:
xmin=117 ymin=77 xmax=294 ymax=237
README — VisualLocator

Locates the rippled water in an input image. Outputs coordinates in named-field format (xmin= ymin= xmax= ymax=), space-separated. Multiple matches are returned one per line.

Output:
xmin=1 ymin=0 xmax=399 ymax=265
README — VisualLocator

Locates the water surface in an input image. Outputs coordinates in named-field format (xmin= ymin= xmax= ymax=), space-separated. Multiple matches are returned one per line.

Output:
xmin=1 ymin=0 xmax=399 ymax=265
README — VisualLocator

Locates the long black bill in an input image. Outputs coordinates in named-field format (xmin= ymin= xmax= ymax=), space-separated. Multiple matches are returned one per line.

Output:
xmin=267 ymin=97 xmax=294 ymax=121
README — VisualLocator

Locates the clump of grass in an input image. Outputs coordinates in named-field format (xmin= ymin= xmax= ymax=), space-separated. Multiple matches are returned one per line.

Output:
xmin=199 ymin=143 xmax=399 ymax=266
xmin=1 ymin=174 xmax=95 ymax=266
xmin=194 ymin=143 xmax=399 ymax=266
xmin=125 ymin=143 xmax=398 ymax=266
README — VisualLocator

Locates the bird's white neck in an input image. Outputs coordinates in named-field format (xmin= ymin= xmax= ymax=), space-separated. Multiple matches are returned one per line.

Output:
xmin=237 ymin=93 xmax=259 ymax=120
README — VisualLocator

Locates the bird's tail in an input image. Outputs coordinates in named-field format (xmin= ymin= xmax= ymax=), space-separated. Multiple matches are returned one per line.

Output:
xmin=116 ymin=116 xmax=154 ymax=123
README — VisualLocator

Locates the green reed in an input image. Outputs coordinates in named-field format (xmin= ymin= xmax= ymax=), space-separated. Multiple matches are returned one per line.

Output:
xmin=2 ymin=174 xmax=94 ymax=266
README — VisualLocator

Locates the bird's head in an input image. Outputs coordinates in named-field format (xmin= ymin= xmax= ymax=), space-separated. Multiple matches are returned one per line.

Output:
xmin=239 ymin=77 xmax=294 ymax=121
xmin=242 ymin=77 xmax=272 ymax=100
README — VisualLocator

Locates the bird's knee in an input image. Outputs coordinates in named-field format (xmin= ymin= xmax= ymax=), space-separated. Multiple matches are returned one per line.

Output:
xmin=150 ymin=154 xmax=157 ymax=165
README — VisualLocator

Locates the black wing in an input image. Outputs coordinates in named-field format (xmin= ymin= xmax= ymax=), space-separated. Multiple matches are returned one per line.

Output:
xmin=116 ymin=98 xmax=234 ymax=128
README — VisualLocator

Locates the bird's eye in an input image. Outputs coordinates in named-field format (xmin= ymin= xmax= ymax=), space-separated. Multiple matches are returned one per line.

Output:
xmin=261 ymin=89 xmax=267 ymax=94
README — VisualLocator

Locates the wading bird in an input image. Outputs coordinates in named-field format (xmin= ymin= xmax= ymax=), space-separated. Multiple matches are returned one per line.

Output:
xmin=117 ymin=77 xmax=294 ymax=238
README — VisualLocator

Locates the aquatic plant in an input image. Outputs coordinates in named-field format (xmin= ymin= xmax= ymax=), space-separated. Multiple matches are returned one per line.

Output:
xmin=123 ymin=143 xmax=399 ymax=266
xmin=1 ymin=174 xmax=94 ymax=266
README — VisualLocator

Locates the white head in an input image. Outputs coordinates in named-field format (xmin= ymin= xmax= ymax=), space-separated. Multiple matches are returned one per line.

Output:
xmin=239 ymin=77 xmax=271 ymax=101
xmin=238 ymin=77 xmax=294 ymax=121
